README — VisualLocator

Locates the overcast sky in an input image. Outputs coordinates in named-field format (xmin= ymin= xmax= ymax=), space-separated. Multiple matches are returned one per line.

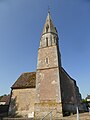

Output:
xmin=0 ymin=0 xmax=90 ymax=98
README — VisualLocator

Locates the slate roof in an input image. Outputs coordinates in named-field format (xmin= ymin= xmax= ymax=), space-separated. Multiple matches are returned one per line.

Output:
xmin=11 ymin=68 xmax=76 ymax=90
xmin=12 ymin=72 xmax=36 ymax=89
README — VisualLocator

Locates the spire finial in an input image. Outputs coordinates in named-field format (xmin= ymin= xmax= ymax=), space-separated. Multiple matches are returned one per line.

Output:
xmin=48 ymin=5 xmax=50 ymax=14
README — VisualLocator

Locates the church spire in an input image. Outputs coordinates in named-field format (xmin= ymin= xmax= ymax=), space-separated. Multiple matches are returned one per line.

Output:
xmin=42 ymin=11 xmax=57 ymax=35
xmin=40 ymin=11 xmax=58 ymax=48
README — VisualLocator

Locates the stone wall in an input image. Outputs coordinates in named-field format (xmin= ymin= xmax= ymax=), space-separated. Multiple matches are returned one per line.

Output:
xmin=37 ymin=46 xmax=59 ymax=70
xmin=35 ymin=43 xmax=63 ymax=119
xmin=60 ymin=68 xmax=83 ymax=114
xmin=9 ymin=88 xmax=36 ymax=118
xmin=36 ymin=68 xmax=61 ymax=102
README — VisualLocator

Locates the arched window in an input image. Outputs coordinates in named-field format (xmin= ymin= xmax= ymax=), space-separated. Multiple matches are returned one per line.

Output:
xmin=54 ymin=36 xmax=56 ymax=43
xmin=46 ymin=37 xmax=48 ymax=46
xmin=50 ymin=36 xmax=52 ymax=46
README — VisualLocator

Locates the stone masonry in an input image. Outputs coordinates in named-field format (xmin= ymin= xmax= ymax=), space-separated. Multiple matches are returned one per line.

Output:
xmin=9 ymin=12 xmax=85 ymax=119
xmin=34 ymin=12 xmax=63 ymax=119
xmin=9 ymin=88 xmax=35 ymax=118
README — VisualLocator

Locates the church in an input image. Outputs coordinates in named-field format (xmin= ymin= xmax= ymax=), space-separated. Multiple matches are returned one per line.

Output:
xmin=9 ymin=12 xmax=84 ymax=119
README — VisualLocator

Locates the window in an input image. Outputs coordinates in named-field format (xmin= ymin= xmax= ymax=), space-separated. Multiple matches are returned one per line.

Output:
xmin=46 ymin=37 xmax=48 ymax=46
xmin=46 ymin=24 xmax=49 ymax=33
xmin=50 ymin=36 xmax=52 ymax=45
xmin=54 ymin=36 xmax=56 ymax=43
xmin=46 ymin=58 xmax=48 ymax=64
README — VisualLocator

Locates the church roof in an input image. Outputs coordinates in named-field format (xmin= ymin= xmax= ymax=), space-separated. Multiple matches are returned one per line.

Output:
xmin=42 ymin=11 xmax=57 ymax=35
xmin=11 ymin=72 xmax=36 ymax=89
xmin=11 ymin=68 xmax=76 ymax=90
xmin=0 ymin=95 xmax=10 ymax=105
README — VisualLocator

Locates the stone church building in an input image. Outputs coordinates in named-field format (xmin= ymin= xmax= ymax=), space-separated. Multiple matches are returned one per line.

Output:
xmin=9 ymin=12 xmax=84 ymax=119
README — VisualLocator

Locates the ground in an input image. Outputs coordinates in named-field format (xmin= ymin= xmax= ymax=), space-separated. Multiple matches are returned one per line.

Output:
xmin=2 ymin=112 xmax=90 ymax=120
xmin=62 ymin=112 xmax=90 ymax=120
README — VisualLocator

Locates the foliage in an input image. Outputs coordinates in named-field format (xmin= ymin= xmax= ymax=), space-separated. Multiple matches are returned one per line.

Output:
xmin=82 ymin=99 xmax=90 ymax=109
xmin=82 ymin=99 xmax=87 ymax=103
xmin=0 ymin=96 xmax=3 ymax=100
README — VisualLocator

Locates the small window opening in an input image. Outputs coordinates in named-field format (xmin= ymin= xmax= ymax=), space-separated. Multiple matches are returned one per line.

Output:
xmin=54 ymin=36 xmax=56 ymax=43
xmin=46 ymin=58 xmax=48 ymax=64
xmin=50 ymin=36 xmax=52 ymax=46
xmin=46 ymin=24 xmax=49 ymax=33
xmin=46 ymin=37 xmax=48 ymax=46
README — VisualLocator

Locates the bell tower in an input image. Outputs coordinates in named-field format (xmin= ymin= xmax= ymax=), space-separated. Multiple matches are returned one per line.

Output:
xmin=34 ymin=12 xmax=63 ymax=119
